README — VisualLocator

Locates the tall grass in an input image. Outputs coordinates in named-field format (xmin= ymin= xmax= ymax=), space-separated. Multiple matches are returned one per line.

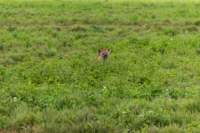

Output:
xmin=0 ymin=0 xmax=200 ymax=132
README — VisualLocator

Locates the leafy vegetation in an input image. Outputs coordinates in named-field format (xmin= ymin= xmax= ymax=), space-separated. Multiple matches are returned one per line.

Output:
xmin=0 ymin=0 xmax=200 ymax=132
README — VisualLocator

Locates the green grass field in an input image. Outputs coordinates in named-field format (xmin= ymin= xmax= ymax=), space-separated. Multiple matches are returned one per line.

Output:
xmin=1 ymin=0 xmax=200 ymax=132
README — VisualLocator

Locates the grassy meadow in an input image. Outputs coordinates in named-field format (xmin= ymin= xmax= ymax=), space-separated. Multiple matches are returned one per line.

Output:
xmin=0 ymin=0 xmax=200 ymax=132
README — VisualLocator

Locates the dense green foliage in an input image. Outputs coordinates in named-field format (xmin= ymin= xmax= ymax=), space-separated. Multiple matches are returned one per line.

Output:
xmin=0 ymin=0 xmax=200 ymax=132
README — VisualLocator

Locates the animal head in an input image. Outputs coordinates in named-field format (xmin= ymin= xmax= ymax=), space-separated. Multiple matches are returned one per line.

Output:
xmin=97 ymin=48 xmax=112 ymax=61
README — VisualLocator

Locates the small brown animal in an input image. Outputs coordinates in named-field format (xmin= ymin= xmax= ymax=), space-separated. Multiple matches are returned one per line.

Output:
xmin=97 ymin=48 xmax=111 ymax=61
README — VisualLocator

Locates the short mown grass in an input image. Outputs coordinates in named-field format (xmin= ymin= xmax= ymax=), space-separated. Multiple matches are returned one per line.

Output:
xmin=0 ymin=0 xmax=200 ymax=132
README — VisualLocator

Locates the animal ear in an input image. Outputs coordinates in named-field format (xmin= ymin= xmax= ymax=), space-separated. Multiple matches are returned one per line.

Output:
xmin=108 ymin=49 xmax=112 ymax=53
xmin=98 ymin=49 xmax=101 ymax=54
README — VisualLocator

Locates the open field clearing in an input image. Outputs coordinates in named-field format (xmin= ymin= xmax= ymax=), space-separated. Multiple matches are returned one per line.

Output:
xmin=0 ymin=0 xmax=200 ymax=132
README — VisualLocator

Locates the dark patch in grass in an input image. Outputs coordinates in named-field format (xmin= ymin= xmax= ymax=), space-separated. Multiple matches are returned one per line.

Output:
xmin=7 ymin=26 xmax=16 ymax=32
xmin=137 ymin=77 xmax=151 ymax=85
xmin=0 ymin=43 xmax=5 ymax=51
xmin=61 ymin=41 xmax=72 ymax=48
xmin=194 ymin=20 xmax=200 ymax=26
xmin=196 ymin=48 xmax=200 ymax=54
xmin=184 ymin=26 xmax=198 ymax=32
xmin=54 ymin=26 xmax=61 ymax=31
